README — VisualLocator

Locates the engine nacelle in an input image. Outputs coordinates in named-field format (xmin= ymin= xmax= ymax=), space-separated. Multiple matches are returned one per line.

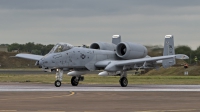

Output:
xmin=90 ymin=42 xmax=116 ymax=51
xmin=116 ymin=42 xmax=147 ymax=59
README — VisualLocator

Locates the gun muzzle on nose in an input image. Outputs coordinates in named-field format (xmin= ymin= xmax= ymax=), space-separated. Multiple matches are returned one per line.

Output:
xmin=35 ymin=59 xmax=43 ymax=68
xmin=38 ymin=60 xmax=43 ymax=68
xmin=35 ymin=61 xmax=39 ymax=66
xmin=35 ymin=61 xmax=42 ymax=68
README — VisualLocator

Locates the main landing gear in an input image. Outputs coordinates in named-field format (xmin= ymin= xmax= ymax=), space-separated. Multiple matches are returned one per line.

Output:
xmin=54 ymin=69 xmax=85 ymax=87
xmin=71 ymin=76 xmax=84 ymax=86
xmin=53 ymin=69 xmax=127 ymax=87
xmin=54 ymin=69 xmax=63 ymax=87
xmin=119 ymin=71 xmax=128 ymax=87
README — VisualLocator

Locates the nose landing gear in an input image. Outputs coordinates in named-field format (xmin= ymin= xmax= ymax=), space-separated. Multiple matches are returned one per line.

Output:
xmin=54 ymin=69 xmax=63 ymax=87
xmin=54 ymin=80 xmax=61 ymax=87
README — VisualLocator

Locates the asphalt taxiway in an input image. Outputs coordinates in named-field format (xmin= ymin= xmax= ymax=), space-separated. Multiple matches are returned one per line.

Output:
xmin=0 ymin=83 xmax=200 ymax=112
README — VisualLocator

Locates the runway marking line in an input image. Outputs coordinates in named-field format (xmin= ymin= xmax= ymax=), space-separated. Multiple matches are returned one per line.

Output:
xmin=134 ymin=109 xmax=199 ymax=112
xmin=36 ymin=110 xmax=66 ymax=112
xmin=0 ymin=110 xmax=17 ymax=112
xmin=38 ymin=91 xmax=75 ymax=99
xmin=0 ymin=110 xmax=66 ymax=112
xmin=0 ymin=91 xmax=75 ymax=101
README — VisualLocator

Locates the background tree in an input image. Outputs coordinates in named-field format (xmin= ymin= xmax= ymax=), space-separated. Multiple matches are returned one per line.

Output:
xmin=6 ymin=42 xmax=200 ymax=64
xmin=175 ymin=45 xmax=192 ymax=64
xmin=7 ymin=43 xmax=54 ymax=55
xmin=8 ymin=43 xmax=23 ymax=52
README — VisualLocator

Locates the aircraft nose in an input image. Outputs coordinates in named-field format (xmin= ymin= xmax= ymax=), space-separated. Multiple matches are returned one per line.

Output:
xmin=38 ymin=57 xmax=46 ymax=67
xmin=38 ymin=60 xmax=43 ymax=67
xmin=39 ymin=55 xmax=50 ymax=67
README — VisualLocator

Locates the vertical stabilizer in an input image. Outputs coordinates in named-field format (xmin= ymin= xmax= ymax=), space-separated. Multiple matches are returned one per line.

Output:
xmin=162 ymin=35 xmax=176 ymax=68
xmin=163 ymin=35 xmax=175 ymax=56
xmin=112 ymin=35 xmax=121 ymax=45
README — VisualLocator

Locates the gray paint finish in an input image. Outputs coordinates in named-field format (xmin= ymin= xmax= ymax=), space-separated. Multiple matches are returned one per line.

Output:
xmin=14 ymin=35 xmax=189 ymax=87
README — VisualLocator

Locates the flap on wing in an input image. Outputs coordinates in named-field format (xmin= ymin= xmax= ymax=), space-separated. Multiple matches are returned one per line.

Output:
xmin=95 ymin=54 xmax=189 ymax=72
xmin=95 ymin=55 xmax=176 ymax=72
xmin=12 ymin=53 xmax=43 ymax=61
xmin=95 ymin=60 xmax=112 ymax=67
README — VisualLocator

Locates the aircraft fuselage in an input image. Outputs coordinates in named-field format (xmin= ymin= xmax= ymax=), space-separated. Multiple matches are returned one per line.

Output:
xmin=40 ymin=47 xmax=118 ymax=70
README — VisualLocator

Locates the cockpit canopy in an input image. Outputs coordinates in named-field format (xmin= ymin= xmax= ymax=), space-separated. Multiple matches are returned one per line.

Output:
xmin=49 ymin=43 xmax=73 ymax=53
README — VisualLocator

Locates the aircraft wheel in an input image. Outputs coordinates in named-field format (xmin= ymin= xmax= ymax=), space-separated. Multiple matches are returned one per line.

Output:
xmin=54 ymin=80 xmax=61 ymax=87
xmin=120 ymin=77 xmax=128 ymax=87
xmin=71 ymin=76 xmax=79 ymax=86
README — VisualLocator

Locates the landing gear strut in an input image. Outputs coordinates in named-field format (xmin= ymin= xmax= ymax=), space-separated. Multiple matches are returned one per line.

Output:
xmin=54 ymin=69 xmax=63 ymax=87
xmin=71 ymin=76 xmax=84 ymax=86
xmin=119 ymin=71 xmax=128 ymax=87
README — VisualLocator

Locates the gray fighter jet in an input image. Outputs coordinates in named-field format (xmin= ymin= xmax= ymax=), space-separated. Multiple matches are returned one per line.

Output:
xmin=14 ymin=35 xmax=189 ymax=87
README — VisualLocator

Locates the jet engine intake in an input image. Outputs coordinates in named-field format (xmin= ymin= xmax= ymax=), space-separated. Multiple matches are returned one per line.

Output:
xmin=90 ymin=42 xmax=116 ymax=51
xmin=116 ymin=42 xmax=147 ymax=59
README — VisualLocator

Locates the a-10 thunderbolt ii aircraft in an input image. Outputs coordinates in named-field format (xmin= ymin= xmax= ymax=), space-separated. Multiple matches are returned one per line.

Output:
xmin=14 ymin=35 xmax=189 ymax=87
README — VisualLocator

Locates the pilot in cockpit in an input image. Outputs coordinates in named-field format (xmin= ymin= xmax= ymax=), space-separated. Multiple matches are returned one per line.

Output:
xmin=49 ymin=43 xmax=73 ymax=54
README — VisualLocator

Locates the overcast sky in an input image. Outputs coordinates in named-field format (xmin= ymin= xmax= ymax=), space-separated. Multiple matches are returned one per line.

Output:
xmin=0 ymin=0 xmax=200 ymax=49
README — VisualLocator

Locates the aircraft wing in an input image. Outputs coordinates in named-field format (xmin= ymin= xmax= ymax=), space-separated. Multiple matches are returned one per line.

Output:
xmin=115 ymin=55 xmax=189 ymax=66
xmin=95 ymin=54 xmax=189 ymax=72
xmin=12 ymin=53 xmax=44 ymax=61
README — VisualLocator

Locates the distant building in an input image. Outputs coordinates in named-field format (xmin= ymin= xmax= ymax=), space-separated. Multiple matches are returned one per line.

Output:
xmin=0 ymin=46 xmax=8 ymax=52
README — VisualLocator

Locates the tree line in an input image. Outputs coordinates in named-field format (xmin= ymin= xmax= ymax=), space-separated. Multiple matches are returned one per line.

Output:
xmin=175 ymin=45 xmax=200 ymax=64
xmin=6 ymin=42 xmax=54 ymax=55
xmin=1 ymin=43 xmax=200 ymax=64
xmin=147 ymin=45 xmax=200 ymax=64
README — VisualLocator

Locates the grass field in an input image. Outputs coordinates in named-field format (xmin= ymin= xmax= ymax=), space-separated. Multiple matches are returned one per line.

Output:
xmin=0 ymin=74 xmax=200 ymax=85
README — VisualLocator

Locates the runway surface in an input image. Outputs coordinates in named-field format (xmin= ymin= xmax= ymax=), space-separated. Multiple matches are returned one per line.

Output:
xmin=0 ymin=83 xmax=200 ymax=112
xmin=0 ymin=83 xmax=200 ymax=91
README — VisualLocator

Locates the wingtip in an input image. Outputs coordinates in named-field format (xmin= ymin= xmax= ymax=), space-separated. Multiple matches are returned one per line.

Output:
xmin=175 ymin=54 xmax=189 ymax=59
